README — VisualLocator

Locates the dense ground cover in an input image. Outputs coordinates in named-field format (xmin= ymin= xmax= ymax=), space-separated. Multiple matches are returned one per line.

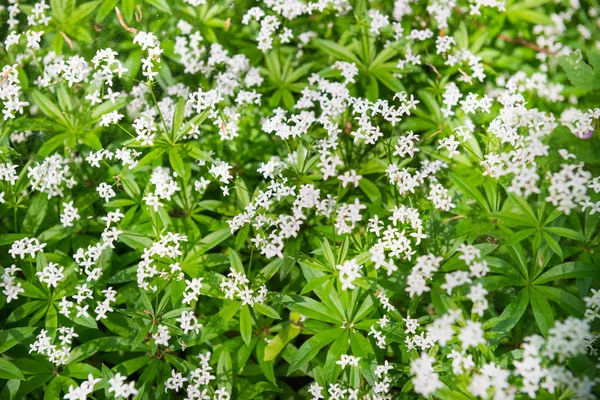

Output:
xmin=0 ymin=0 xmax=599 ymax=398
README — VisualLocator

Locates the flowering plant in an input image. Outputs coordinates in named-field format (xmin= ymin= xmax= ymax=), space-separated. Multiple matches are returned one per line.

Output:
xmin=0 ymin=0 xmax=599 ymax=398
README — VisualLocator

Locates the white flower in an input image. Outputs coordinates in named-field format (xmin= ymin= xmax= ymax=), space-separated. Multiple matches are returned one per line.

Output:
xmin=60 ymin=201 xmax=80 ymax=227
xmin=411 ymin=352 xmax=442 ymax=397
xmin=97 ymin=182 xmax=116 ymax=203
xmin=459 ymin=320 xmax=486 ymax=350
xmin=99 ymin=111 xmax=123 ymax=126
xmin=36 ymin=262 xmax=64 ymax=288
xmin=108 ymin=373 xmax=138 ymax=399
xmin=164 ymin=369 xmax=187 ymax=392
xmin=336 ymin=259 xmax=362 ymax=290
xmin=336 ymin=354 xmax=361 ymax=369
xmin=152 ymin=324 xmax=171 ymax=346
xmin=26 ymin=30 xmax=43 ymax=49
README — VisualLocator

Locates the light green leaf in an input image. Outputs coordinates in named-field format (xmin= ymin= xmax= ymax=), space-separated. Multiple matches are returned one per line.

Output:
xmin=530 ymin=288 xmax=554 ymax=337
xmin=488 ymin=288 xmax=529 ymax=332
xmin=23 ymin=195 xmax=48 ymax=235
xmin=0 ymin=359 xmax=25 ymax=380
xmin=313 ymin=39 xmax=363 ymax=66
xmin=534 ymin=262 xmax=598 ymax=284
xmin=263 ymin=315 xmax=302 ymax=361
xmin=143 ymin=0 xmax=172 ymax=14
xmin=0 ymin=328 xmax=36 ymax=354
xmin=240 ymin=305 xmax=252 ymax=346
xmin=31 ymin=90 xmax=69 ymax=125
xmin=544 ymin=227 xmax=585 ymax=241
xmin=169 ymin=147 xmax=186 ymax=177
xmin=288 ymin=328 xmax=342 ymax=374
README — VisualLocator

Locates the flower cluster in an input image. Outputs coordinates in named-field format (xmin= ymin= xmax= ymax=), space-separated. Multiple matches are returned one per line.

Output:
xmin=0 ymin=0 xmax=599 ymax=398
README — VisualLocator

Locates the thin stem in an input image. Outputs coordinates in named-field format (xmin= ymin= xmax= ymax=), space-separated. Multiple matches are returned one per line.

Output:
xmin=147 ymin=81 xmax=171 ymax=140
xmin=116 ymin=123 xmax=136 ymax=139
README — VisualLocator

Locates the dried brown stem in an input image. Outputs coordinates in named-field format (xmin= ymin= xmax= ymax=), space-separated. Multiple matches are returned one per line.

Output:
xmin=452 ymin=6 xmax=556 ymax=56
xmin=426 ymin=63 xmax=441 ymax=77
xmin=496 ymin=33 xmax=556 ymax=55
xmin=0 ymin=67 xmax=14 ymax=84
xmin=115 ymin=7 xmax=137 ymax=34
xmin=135 ymin=5 xmax=143 ymax=23
xmin=59 ymin=31 xmax=74 ymax=49
xmin=457 ymin=68 xmax=473 ymax=85
xmin=422 ymin=128 xmax=444 ymax=141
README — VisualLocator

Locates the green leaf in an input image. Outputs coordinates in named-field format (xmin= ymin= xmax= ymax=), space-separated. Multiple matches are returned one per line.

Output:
xmin=534 ymin=262 xmax=598 ymax=284
xmin=63 ymin=363 xmax=101 ymax=379
xmin=283 ymin=295 xmax=342 ymax=324
xmin=121 ymin=173 xmax=140 ymax=199
xmin=479 ymin=275 xmax=523 ymax=291
xmin=217 ymin=349 xmax=233 ymax=393
xmin=96 ymin=0 xmax=120 ymax=21
xmin=0 ymin=359 xmax=25 ymax=380
xmin=21 ymin=281 xmax=47 ymax=300
xmin=80 ymin=130 xmax=102 ymax=150
xmin=490 ymin=211 xmax=537 ymax=227
xmin=448 ymin=172 xmax=490 ymax=212
xmin=544 ymin=227 xmax=585 ymax=241
xmin=489 ymin=288 xmax=529 ymax=333
xmin=179 ymin=110 xmax=210 ymax=141
xmin=435 ymin=386 xmax=473 ymax=400
xmin=45 ymin=305 xmax=58 ymax=330
xmin=300 ymin=275 xmax=331 ymax=295
xmin=236 ymin=177 xmax=251 ymax=209
xmin=228 ymin=250 xmax=244 ymax=276
xmin=0 ymin=234 xmax=29 ymax=246
xmin=505 ymin=228 xmax=536 ymax=244
xmin=371 ymin=70 xmax=405 ymax=93
xmin=313 ymin=39 xmax=362 ymax=66
xmin=37 ymin=133 xmax=67 ymax=157
xmin=359 ymin=178 xmax=381 ymax=204
xmin=200 ymin=301 xmax=241 ymax=342
xmin=349 ymin=332 xmax=376 ymax=384
xmin=530 ymin=288 xmax=554 ymax=337
xmin=287 ymin=328 xmax=342 ymax=374
xmin=240 ymin=305 xmax=252 ymax=346
xmin=143 ymin=0 xmax=172 ymax=14
xmin=56 ymin=85 xmax=73 ymax=112
xmin=132 ymin=148 xmax=165 ymax=172
xmin=43 ymin=377 xmax=61 ymax=400
xmin=31 ymin=90 xmax=68 ymax=125
xmin=508 ymin=9 xmax=552 ymax=25
xmin=7 ymin=301 xmax=46 ymax=323
xmin=508 ymin=194 xmax=538 ymax=224
xmin=417 ymin=89 xmax=442 ymax=123
xmin=558 ymin=53 xmax=600 ymax=90
xmin=91 ymin=98 xmax=129 ymax=121
xmin=253 ymin=303 xmax=281 ymax=320
xmin=263 ymin=319 xmax=301 ymax=362
xmin=256 ymin=340 xmax=276 ymax=384
xmin=169 ymin=147 xmax=186 ymax=177
xmin=506 ymin=244 xmax=529 ymax=280
xmin=542 ymin=231 xmax=563 ymax=259
xmin=365 ymin=73 xmax=379 ymax=102
xmin=535 ymin=285 xmax=586 ymax=318
xmin=324 ymin=330 xmax=349 ymax=382
xmin=172 ymin=97 xmax=186 ymax=136
xmin=69 ymin=337 xmax=149 ymax=364
xmin=186 ymin=228 xmax=231 ymax=260
xmin=23 ymin=195 xmax=48 ymax=235
xmin=239 ymin=382 xmax=282 ymax=399
xmin=71 ymin=0 xmax=101 ymax=23
xmin=0 ymin=328 xmax=36 ymax=354
xmin=370 ymin=46 xmax=399 ymax=68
